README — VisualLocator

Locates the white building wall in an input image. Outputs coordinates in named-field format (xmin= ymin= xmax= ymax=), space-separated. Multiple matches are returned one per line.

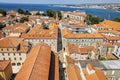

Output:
xmin=63 ymin=38 xmax=103 ymax=48
xmin=0 ymin=52 xmax=27 ymax=73
xmin=25 ymin=38 xmax=57 ymax=52
xmin=114 ymin=45 xmax=120 ymax=59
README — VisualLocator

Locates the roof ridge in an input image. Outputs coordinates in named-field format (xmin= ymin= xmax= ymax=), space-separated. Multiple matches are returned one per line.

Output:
xmin=28 ymin=45 xmax=41 ymax=80
xmin=94 ymin=69 xmax=102 ymax=80
xmin=72 ymin=64 xmax=80 ymax=80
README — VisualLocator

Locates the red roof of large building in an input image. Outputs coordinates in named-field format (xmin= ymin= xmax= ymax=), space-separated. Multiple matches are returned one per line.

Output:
xmin=15 ymin=44 xmax=51 ymax=80
xmin=15 ymin=43 xmax=59 ymax=80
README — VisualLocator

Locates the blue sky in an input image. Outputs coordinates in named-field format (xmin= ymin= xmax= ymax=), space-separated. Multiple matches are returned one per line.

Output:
xmin=0 ymin=0 xmax=120 ymax=4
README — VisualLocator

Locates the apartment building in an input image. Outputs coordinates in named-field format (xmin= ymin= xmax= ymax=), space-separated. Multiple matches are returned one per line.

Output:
xmin=2 ymin=23 xmax=30 ymax=37
xmin=104 ymin=36 xmax=120 ymax=45
xmin=65 ymin=56 xmax=107 ymax=80
xmin=79 ymin=60 xmax=120 ymax=80
xmin=92 ymin=42 xmax=114 ymax=58
xmin=98 ymin=30 xmax=120 ymax=37
xmin=61 ymin=11 xmax=86 ymax=21
xmin=62 ymin=27 xmax=104 ymax=48
xmin=21 ymin=22 xmax=58 ymax=52
xmin=66 ymin=44 xmax=89 ymax=60
xmin=0 ymin=37 xmax=30 ymax=73
xmin=92 ymin=20 xmax=120 ymax=31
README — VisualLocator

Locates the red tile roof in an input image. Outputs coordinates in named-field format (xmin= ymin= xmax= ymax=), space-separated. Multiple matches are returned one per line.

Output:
xmin=67 ymin=44 xmax=79 ymax=54
xmin=79 ymin=48 xmax=88 ymax=54
xmin=106 ymin=53 xmax=117 ymax=60
xmin=0 ymin=60 xmax=11 ymax=71
xmin=92 ymin=20 xmax=120 ymax=31
xmin=115 ymin=42 xmax=120 ymax=46
xmin=83 ymin=64 xmax=107 ymax=80
xmin=66 ymin=56 xmax=74 ymax=64
xmin=0 ymin=30 xmax=2 ymax=39
xmin=15 ymin=43 xmax=52 ymax=80
xmin=0 ymin=37 xmax=23 ymax=47
xmin=105 ymin=36 xmax=120 ymax=40
xmin=21 ymin=23 xmax=58 ymax=39
xmin=67 ymin=64 xmax=82 ymax=80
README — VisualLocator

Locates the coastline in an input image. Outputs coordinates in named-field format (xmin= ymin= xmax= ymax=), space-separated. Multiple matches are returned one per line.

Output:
xmin=0 ymin=3 xmax=120 ymax=20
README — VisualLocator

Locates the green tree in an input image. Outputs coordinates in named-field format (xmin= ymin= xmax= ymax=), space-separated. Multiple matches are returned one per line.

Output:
xmin=0 ymin=23 xmax=6 ymax=30
xmin=10 ymin=15 xmax=15 ymax=18
xmin=57 ymin=11 xmax=62 ymax=20
xmin=99 ymin=57 xmax=106 ymax=60
xmin=113 ymin=17 xmax=120 ymax=22
xmin=46 ymin=9 xmax=55 ymax=17
xmin=42 ymin=13 xmax=46 ymax=16
xmin=86 ymin=14 xmax=103 ymax=25
xmin=17 ymin=8 xmax=24 ymax=14
xmin=36 ymin=12 xmax=40 ymax=15
xmin=0 ymin=9 xmax=6 ymax=16
xmin=20 ymin=17 xmax=29 ymax=23
xmin=24 ymin=10 xmax=31 ymax=15
xmin=46 ymin=9 xmax=62 ymax=19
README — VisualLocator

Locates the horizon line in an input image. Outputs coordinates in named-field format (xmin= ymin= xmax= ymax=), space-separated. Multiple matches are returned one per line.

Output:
xmin=0 ymin=2 xmax=120 ymax=5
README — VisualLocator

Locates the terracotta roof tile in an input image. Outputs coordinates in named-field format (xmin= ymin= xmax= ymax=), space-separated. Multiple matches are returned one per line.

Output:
xmin=7 ymin=10 xmax=16 ymax=14
xmin=83 ymin=64 xmax=107 ymax=80
xmin=0 ymin=17 xmax=7 ymax=23
xmin=69 ymin=22 xmax=86 ymax=27
xmin=66 ymin=56 xmax=74 ymax=64
xmin=0 ymin=30 xmax=2 ymax=39
xmin=54 ymin=56 xmax=59 ymax=80
xmin=0 ymin=60 xmax=11 ymax=71
xmin=18 ymin=41 xmax=29 ymax=53
xmin=0 ymin=37 xmax=23 ymax=47
xmin=84 ymin=46 xmax=94 ymax=51
xmin=105 ymin=36 xmax=120 ymax=40
xmin=106 ymin=42 xmax=113 ymax=48
xmin=67 ymin=64 xmax=82 ymax=80
xmin=84 ymin=46 xmax=97 ymax=54
xmin=106 ymin=53 xmax=117 ymax=60
xmin=21 ymin=23 xmax=58 ymax=39
xmin=92 ymin=20 xmax=120 ymax=31
xmin=79 ymin=48 xmax=88 ymax=54
xmin=15 ymin=43 xmax=51 ymax=80
xmin=67 ymin=44 xmax=79 ymax=54
xmin=115 ymin=42 xmax=120 ymax=46
xmin=62 ymin=11 xmax=87 ymax=17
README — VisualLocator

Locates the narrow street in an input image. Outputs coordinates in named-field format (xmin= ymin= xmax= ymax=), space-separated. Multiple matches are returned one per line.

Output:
xmin=57 ymin=27 xmax=66 ymax=80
